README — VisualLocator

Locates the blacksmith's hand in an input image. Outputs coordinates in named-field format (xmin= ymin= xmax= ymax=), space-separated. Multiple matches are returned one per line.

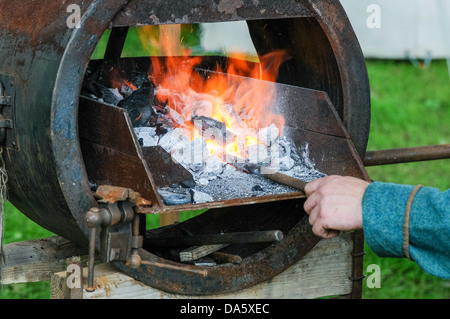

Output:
xmin=303 ymin=175 xmax=369 ymax=239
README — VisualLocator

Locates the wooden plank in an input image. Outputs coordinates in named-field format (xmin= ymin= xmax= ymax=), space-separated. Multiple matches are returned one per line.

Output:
xmin=179 ymin=244 xmax=228 ymax=262
xmin=51 ymin=232 xmax=354 ymax=299
xmin=1 ymin=236 xmax=87 ymax=285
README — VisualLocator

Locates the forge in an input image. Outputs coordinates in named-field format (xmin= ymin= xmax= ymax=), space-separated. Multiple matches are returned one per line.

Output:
xmin=0 ymin=0 xmax=373 ymax=297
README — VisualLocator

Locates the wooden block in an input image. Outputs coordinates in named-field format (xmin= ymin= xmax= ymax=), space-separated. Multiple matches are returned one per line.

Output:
xmin=51 ymin=232 xmax=354 ymax=299
xmin=1 ymin=236 xmax=87 ymax=285
xmin=179 ymin=244 xmax=228 ymax=262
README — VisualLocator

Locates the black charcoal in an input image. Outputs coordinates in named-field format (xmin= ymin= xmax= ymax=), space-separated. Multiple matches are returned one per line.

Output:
xmin=180 ymin=180 xmax=196 ymax=188
xmin=157 ymin=189 xmax=191 ymax=206
xmin=118 ymin=83 xmax=155 ymax=127
xmin=252 ymin=185 xmax=264 ymax=192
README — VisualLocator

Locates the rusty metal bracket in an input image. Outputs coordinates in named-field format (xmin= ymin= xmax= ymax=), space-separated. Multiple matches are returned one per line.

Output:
xmin=85 ymin=186 xmax=147 ymax=292
xmin=94 ymin=184 xmax=152 ymax=213
xmin=0 ymin=75 xmax=17 ymax=149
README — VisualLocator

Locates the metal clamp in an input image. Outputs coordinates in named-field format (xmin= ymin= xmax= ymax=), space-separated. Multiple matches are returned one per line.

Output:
xmin=84 ymin=185 xmax=149 ymax=292
xmin=0 ymin=82 xmax=11 ymax=145
xmin=0 ymin=75 xmax=16 ymax=149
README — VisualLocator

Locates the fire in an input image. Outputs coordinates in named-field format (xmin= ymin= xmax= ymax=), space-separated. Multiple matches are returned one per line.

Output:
xmin=138 ymin=25 xmax=288 ymax=161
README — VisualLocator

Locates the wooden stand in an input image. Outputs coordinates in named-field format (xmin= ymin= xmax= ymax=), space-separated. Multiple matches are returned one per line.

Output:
xmin=1 ymin=232 xmax=359 ymax=299
xmin=1 ymin=236 xmax=87 ymax=285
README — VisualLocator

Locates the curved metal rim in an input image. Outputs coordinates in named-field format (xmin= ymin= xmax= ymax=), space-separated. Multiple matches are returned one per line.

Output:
xmin=114 ymin=214 xmax=320 ymax=296
xmin=51 ymin=0 xmax=133 ymax=244
xmin=304 ymin=0 xmax=371 ymax=157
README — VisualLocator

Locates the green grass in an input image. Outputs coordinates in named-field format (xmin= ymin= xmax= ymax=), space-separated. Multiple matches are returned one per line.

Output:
xmin=1 ymin=56 xmax=449 ymax=299
xmin=0 ymin=202 xmax=54 ymax=299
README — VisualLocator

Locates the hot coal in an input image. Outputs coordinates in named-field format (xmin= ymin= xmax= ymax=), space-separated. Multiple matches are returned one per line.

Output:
xmin=82 ymin=70 xmax=327 ymax=204
xmin=192 ymin=115 xmax=236 ymax=145
xmin=117 ymin=83 xmax=155 ymax=127
xmin=82 ymin=79 xmax=124 ymax=105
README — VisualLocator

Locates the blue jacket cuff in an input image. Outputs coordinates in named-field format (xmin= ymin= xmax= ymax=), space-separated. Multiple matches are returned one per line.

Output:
xmin=362 ymin=181 xmax=415 ymax=258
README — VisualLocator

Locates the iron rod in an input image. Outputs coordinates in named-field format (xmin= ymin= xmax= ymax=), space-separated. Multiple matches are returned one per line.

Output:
xmin=364 ymin=144 xmax=450 ymax=166
xmin=146 ymin=230 xmax=284 ymax=248
xmin=85 ymin=227 xmax=97 ymax=292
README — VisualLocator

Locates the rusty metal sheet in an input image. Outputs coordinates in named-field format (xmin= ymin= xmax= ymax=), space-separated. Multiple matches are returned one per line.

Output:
xmin=79 ymin=96 xmax=165 ymax=211
xmin=112 ymin=0 xmax=313 ymax=27
xmin=142 ymin=146 xmax=194 ymax=188
xmin=0 ymin=0 xmax=132 ymax=246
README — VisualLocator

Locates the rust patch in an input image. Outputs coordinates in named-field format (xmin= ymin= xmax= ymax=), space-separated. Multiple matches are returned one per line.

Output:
xmin=93 ymin=275 xmax=111 ymax=297
xmin=0 ymin=0 xmax=95 ymax=49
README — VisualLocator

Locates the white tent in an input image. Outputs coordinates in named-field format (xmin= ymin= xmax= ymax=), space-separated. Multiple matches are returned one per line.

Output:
xmin=340 ymin=0 xmax=450 ymax=60
xmin=198 ymin=1 xmax=450 ymax=63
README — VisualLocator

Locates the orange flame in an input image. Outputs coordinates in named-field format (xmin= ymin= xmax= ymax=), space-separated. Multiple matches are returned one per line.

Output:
xmin=140 ymin=25 xmax=288 ymax=160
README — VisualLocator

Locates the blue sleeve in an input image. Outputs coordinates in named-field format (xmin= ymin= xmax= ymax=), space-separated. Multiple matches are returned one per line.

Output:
xmin=362 ymin=181 xmax=450 ymax=279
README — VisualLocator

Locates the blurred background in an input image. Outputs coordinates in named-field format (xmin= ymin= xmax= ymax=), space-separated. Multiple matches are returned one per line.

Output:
xmin=1 ymin=1 xmax=449 ymax=299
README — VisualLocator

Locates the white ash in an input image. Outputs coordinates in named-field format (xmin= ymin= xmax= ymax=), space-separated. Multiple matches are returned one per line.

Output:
xmin=258 ymin=123 xmax=279 ymax=147
xmin=109 ymin=88 xmax=124 ymax=103
xmin=270 ymin=155 xmax=295 ymax=171
xmin=203 ymin=156 xmax=225 ymax=176
xmin=136 ymin=124 xmax=326 ymax=203
xmin=120 ymin=83 xmax=136 ymax=97
xmin=198 ymin=178 xmax=209 ymax=186
xmin=135 ymin=126 xmax=158 ymax=147
xmin=158 ymin=127 xmax=191 ymax=152
xmin=190 ymin=189 xmax=214 ymax=204
xmin=190 ymin=164 xmax=298 ymax=202
xmin=246 ymin=144 xmax=270 ymax=165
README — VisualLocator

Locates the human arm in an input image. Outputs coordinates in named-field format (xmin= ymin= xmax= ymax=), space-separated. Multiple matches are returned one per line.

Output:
xmin=304 ymin=176 xmax=450 ymax=279
xmin=362 ymin=181 xmax=450 ymax=279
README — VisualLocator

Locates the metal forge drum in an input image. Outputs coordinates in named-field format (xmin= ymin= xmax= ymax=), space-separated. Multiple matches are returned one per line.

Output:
xmin=0 ymin=0 xmax=372 ymax=297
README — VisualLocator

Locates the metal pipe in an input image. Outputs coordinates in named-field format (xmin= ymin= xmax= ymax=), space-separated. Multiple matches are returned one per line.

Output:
xmin=146 ymin=230 xmax=284 ymax=248
xmin=363 ymin=144 xmax=450 ymax=166
xmin=85 ymin=227 xmax=97 ymax=292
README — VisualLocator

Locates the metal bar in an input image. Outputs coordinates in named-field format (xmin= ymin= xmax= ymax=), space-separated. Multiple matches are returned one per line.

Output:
xmin=85 ymin=227 xmax=97 ymax=292
xmin=146 ymin=230 xmax=284 ymax=248
xmin=234 ymin=162 xmax=307 ymax=192
xmin=257 ymin=167 xmax=307 ymax=192
xmin=98 ymin=26 xmax=129 ymax=87
xmin=211 ymin=251 xmax=243 ymax=264
xmin=363 ymin=144 xmax=450 ymax=166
